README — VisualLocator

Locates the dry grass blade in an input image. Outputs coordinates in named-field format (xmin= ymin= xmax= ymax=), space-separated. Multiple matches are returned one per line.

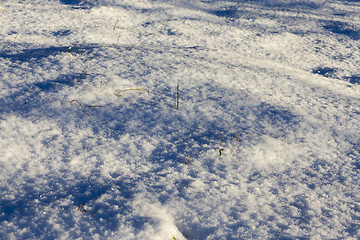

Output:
xmin=70 ymin=100 xmax=90 ymax=115
xmin=116 ymin=34 xmax=120 ymax=46
xmin=114 ymin=87 xmax=150 ymax=96
xmin=113 ymin=19 xmax=119 ymax=30
xmin=67 ymin=45 xmax=74 ymax=53
xmin=341 ymin=181 xmax=347 ymax=189
xmin=125 ymin=44 xmax=136 ymax=51
xmin=185 ymin=150 xmax=191 ymax=164
xmin=94 ymin=78 xmax=110 ymax=93
xmin=229 ymin=133 xmax=240 ymax=158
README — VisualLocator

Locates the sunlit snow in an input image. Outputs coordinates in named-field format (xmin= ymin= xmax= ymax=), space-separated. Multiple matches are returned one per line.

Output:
xmin=1 ymin=0 xmax=360 ymax=239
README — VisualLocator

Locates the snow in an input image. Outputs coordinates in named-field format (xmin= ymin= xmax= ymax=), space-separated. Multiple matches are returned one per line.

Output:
xmin=1 ymin=0 xmax=360 ymax=239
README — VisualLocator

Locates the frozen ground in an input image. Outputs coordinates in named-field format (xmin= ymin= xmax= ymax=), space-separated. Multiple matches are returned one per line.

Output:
xmin=1 ymin=0 xmax=360 ymax=239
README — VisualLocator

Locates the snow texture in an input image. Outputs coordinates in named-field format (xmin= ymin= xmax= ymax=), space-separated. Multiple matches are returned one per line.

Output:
xmin=1 ymin=0 xmax=360 ymax=239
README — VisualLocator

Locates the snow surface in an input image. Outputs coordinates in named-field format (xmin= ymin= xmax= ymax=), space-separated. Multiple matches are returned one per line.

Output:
xmin=1 ymin=0 xmax=360 ymax=239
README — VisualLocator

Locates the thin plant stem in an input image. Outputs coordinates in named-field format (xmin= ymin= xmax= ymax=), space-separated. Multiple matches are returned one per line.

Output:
xmin=70 ymin=100 xmax=90 ymax=115
xmin=116 ymin=34 xmax=120 ymax=46
xmin=341 ymin=181 xmax=347 ymax=189
xmin=125 ymin=44 xmax=136 ymax=51
xmin=70 ymin=100 xmax=106 ymax=114
xmin=229 ymin=133 xmax=240 ymax=158
xmin=46 ymin=47 xmax=51 ymax=56
xmin=76 ymin=65 xmax=88 ymax=88
xmin=185 ymin=150 xmax=191 ymax=164
xmin=114 ymin=87 xmax=149 ymax=96
xmin=94 ymin=78 xmax=109 ymax=93
xmin=67 ymin=45 xmax=74 ymax=53
xmin=113 ymin=19 xmax=119 ymax=30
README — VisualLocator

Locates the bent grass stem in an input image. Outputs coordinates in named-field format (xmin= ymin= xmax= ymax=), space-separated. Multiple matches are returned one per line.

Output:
xmin=229 ymin=133 xmax=240 ymax=158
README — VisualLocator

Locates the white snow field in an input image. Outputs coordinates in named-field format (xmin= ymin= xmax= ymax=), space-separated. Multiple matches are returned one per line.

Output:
xmin=1 ymin=0 xmax=360 ymax=239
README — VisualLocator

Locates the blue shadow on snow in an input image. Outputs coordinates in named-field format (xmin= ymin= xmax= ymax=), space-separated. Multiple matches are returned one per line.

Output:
xmin=0 ymin=170 xmax=138 ymax=239
xmin=322 ymin=20 xmax=360 ymax=40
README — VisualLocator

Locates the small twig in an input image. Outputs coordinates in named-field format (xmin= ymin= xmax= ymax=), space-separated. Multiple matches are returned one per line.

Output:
xmin=341 ymin=181 xmax=347 ymax=190
xmin=70 ymin=100 xmax=90 ymax=115
xmin=78 ymin=203 xmax=86 ymax=213
xmin=14 ymin=34 xmax=18 ymax=39
xmin=229 ymin=133 xmax=240 ymax=158
xmin=185 ymin=150 xmax=191 ymax=164
xmin=114 ymin=87 xmax=149 ymax=96
xmin=125 ymin=44 xmax=136 ymax=51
